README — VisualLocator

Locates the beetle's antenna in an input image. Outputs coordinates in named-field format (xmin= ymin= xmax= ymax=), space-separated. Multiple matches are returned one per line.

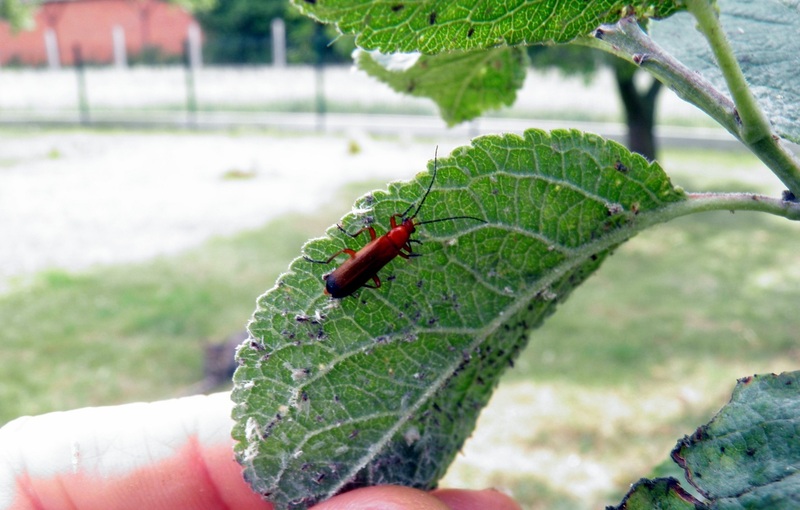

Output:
xmin=401 ymin=146 xmax=439 ymax=220
xmin=415 ymin=215 xmax=486 ymax=226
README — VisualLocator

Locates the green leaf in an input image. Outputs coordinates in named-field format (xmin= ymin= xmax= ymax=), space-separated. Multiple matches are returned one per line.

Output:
xmin=608 ymin=478 xmax=705 ymax=510
xmin=672 ymin=371 xmax=800 ymax=509
xmin=291 ymin=0 xmax=684 ymax=54
xmin=612 ymin=372 xmax=800 ymax=510
xmin=231 ymin=129 xmax=685 ymax=510
xmin=650 ymin=1 xmax=800 ymax=143
xmin=0 ymin=0 xmax=36 ymax=31
xmin=357 ymin=47 xmax=528 ymax=125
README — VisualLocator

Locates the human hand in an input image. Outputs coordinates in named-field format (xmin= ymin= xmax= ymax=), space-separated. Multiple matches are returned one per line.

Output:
xmin=0 ymin=393 xmax=520 ymax=510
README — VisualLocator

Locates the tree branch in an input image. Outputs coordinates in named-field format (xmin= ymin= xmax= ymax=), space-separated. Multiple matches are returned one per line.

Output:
xmin=585 ymin=17 xmax=800 ymax=197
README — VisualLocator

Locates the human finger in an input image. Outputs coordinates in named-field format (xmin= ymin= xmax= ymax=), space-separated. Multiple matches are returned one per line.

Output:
xmin=0 ymin=392 xmax=269 ymax=510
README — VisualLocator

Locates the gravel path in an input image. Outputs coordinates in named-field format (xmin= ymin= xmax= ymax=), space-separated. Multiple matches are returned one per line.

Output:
xmin=0 ymin=130 xmax=461 ymax=291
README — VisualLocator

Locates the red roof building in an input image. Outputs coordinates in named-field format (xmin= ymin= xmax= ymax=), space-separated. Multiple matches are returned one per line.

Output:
xmin=0 ymin=0 xmax=198 ymax=66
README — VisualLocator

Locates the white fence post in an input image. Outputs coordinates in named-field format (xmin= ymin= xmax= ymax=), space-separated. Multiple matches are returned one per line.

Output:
xmin=271 ymin=18 xmax=286 ymax=67
xmin=187 ymin=23 xmax=202 ymax=69
xmin=112 ymin=25 xmax=127 ymax=68
xmin=44 ymin=28 xmax=60 ymax=69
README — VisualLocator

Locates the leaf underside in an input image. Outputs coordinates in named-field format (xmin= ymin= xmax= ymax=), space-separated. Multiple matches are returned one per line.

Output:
xmin=611 ymin=371 xmax=800 ymax=510
xmin=231 ymin=129 xmax=684 ymax=510
xmin=650 ymin=1 xmax=800 ymax=144
xmin=292 ymin=0 xmax=684 ymax=54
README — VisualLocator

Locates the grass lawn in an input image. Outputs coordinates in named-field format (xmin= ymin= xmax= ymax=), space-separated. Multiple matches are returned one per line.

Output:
xmin=1 ymin=146 xmax=797 ymax=509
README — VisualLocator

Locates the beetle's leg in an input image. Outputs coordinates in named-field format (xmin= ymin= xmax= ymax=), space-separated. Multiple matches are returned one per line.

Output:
xmin=337 ymin=223 xmax=378 ymax=241
xmin=303 ymin=248 xmax=357 ymax=265
xmin=397 ymin=242 xmax=422 ymax=259
xmin=362 ymin=275 xmax=382 ymax=289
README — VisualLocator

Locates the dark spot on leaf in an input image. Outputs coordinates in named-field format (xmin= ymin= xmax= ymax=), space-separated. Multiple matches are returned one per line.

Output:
xmin=391 ymin=3 xmax=404 ymax=11
xmin=746 ymin=447 xmax=756 ymax=456
xmin=429 ymin=11 xmax=437 ymax=24
xmin=467 ymin=26 xmax=475 ymax=38
xmin=303 ymin=0 xmax=316 ymax=3
xmin=783 ymin=190 xmax=797 ymax=202
xmin=348 ymin=429 xmax=359 ymax=439
xmin=720 ymin=446 xmax=725 ymax=453
xmin=614 ymin=160 xmax=628 ymax=173
xmin=314 ymin=472 xmax=326 ymax=484
xmin=691 ymin=426 xmax=707 ymax=442
xmin=417 ymin=280 xmax=424 ymax=288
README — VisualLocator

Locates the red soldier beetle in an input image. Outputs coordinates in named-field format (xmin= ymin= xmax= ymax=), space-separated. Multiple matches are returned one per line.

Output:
xmin=304 ymin=149 xmax=485 ymax=299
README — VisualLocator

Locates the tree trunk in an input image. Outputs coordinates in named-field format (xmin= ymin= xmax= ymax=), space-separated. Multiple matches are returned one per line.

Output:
xmin=613 ymin=60 xmax=661 ymax=161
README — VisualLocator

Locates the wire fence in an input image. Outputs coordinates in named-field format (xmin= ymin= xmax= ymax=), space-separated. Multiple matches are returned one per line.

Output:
xmin=0 ymin=58 xmax=723 ymax=146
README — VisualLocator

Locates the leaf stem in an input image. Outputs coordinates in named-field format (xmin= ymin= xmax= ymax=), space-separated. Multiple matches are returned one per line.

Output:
xmin=586 ymin=19 xmax=737 ymax=136
xmin=683 ymin=0 xmax=770 ymax=144
xmin=678 ymin=193 xmax=800 ymax=221
xmin=587 ymin=17 xmax=800 ymax=197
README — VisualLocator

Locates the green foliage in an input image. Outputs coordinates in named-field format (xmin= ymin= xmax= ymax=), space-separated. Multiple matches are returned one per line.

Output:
xmin=168 ymin=0 xmax=218 ymax=12
xmin=0 ymin=0 xmax=37 ymax=31
xmin=357 ymin=47 xmax=528 ymax=125
xmin=613 ymin=372 xmax=800 ymax=510
xmin=612 ymin=478 xmax=699 ymax=510
xmin=196 ymin=0 xmax=353 ymax=64
xmin=230 ymin=0 xmax=800 ymax=508
xmin=292 ymin=0 xmax=683 ymax=54
xmin=232 ymin=130 xmax=685 ymax=509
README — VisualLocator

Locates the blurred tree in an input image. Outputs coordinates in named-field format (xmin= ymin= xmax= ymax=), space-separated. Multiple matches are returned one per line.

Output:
xmin=196 ymin=0 xmax=353 ymax=64
xmin=529 ymin=44 xmax=661 ymax=161
xmin=0 ymin=0 xmax=38 ymax=30
xmin=0 ymin=0 xmax=216 ymax=30
xmin=169 ymin=0 xmax=216 ymax=12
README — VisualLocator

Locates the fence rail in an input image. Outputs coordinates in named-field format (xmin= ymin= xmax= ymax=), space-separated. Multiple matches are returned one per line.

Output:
xmin=0 ymin=64 xmax=736 ymax=148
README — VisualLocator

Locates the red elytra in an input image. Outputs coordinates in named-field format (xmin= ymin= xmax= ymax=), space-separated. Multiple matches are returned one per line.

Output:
xmin=304 ymin=149 xmax=485 ymax=298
